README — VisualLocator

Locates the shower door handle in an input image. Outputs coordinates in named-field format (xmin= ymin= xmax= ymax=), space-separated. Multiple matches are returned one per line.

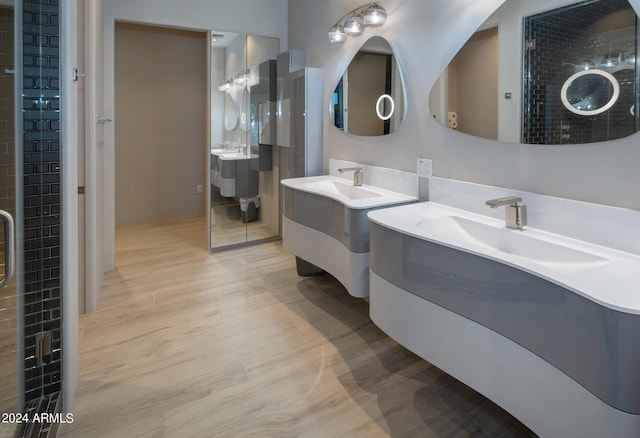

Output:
xmin=0 ymin=210 xmax=15 ymax=288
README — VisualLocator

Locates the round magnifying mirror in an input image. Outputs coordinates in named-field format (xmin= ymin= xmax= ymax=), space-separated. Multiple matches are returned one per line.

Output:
xmin=376 ymin=94 xmax=395 ymax=120
xmin=240 ymin=87 xmax=250 ymax=131
xmin=561 ymin=69 xmax=620 ymax=116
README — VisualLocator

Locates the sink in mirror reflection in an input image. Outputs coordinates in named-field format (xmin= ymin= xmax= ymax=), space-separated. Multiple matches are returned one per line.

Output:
xmin=417 ymin=215 xmax=608 ymax=269
xmin=304 ymin=179 xmax=382 ymax=200
xmin=217 ymin=152 xmax=258 ymax=160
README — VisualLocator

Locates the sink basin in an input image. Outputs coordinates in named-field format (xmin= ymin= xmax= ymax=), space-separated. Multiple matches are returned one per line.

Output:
xmin=281 ymin=175 xmax=417 ymax=210
xmin=281 ymin=173 xmax=417 ymax=298
xmin=304 ymin=179 xmax=382 ymax=200
xmin=216 ymin=152 xmax=257 ymax=160
xmin=368 ymin=203 xmax=640 ymax=433
xmin=369 ymin=201 xmax=640 ymax=316
xmin=417 ymin=216 xmax=607 ymax=267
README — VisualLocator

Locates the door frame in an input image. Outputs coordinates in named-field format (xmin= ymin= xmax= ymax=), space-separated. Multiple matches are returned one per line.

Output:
xmin=83 ymin=0 xmax=104 ymax=314
xmin=61 ymin=0 xmax=81 ymax=411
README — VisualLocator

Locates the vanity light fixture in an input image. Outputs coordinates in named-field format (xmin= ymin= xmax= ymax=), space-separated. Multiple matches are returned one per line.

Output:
xmin=578 ymin=59 xmax=595 ymax=71
xmin=625 ymin=52 xmax=636 ymax=65
xmin=234 ymin=69 xmax=250 ymax=85
xmin=217 ymin=79 xmax=232 ymax=92
xmin=210 ymin=34 xmax=225 ymax=43
xmin=601 ymin=54 xmax=619 ymax=68
xmin=328 ymin=3 xmax=387 ymax=44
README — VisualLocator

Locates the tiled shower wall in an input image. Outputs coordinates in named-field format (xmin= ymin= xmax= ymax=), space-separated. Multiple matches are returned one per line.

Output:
xmin=22 ymin=0 xmax=62 ymax=402
xmin=523 ymin=19 xmax=589 ymax=144
xmin=523 ymin=0 xmax=639 ymax=144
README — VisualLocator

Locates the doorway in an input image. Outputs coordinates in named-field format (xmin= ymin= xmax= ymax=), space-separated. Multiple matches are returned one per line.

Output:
xmin=114 ymin=23 xmax=207 ymax=227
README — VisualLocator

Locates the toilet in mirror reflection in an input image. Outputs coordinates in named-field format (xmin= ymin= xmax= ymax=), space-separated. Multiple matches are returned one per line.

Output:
xmin=330 ymin=36 xmax=406 ymax=136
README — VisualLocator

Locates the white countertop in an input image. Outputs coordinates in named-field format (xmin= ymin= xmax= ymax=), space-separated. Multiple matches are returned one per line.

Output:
xmin=281 ymin=175 xmax=417 ymax=210
xmin=368 ymin=202 xmax=640 ymax=315
xmin=211 ymin=149 xmax=258 ymax=161
xmin=218 ymin=153 xmax=258 ymax=161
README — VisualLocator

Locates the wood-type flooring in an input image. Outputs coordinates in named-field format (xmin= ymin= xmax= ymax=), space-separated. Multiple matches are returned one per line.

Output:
xmin=59 ymin=216 xmax=536 ymax=438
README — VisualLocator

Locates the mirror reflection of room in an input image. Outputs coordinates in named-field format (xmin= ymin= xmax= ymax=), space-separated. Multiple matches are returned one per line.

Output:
xmin=209 ymin=33 xmax=280 ymax=250
xmin=429 ymin=0 xmax=640 ymax=145
xmin=331 ymin=36 xmax=405 ymax=136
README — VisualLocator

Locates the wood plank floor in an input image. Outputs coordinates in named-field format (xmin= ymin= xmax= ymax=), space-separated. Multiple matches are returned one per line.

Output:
xmin=59 ymin=216 xmax=536 ymax=438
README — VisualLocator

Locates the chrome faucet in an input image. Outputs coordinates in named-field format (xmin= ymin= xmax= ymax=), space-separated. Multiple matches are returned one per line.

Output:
xmin=486 ymin=196 xmax=527 ymax=230
xmin=338 ymin=167 xmax=364 ymax=186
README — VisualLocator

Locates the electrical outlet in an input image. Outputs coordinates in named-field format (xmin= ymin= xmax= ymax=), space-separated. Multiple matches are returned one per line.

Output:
xmin=197 ymin=184 xmax=204 ymax=194
xmin=417 ymin=158 xmax=432 ymax=178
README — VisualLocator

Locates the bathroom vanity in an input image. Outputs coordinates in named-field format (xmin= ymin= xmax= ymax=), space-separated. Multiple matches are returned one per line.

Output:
xmin=368 ymin=200 xmax=640 ymax=437
xmin=211 ymin=147 xmax=259 ymax=198
xmin=281 ymin=160 xmax=417 ymax=298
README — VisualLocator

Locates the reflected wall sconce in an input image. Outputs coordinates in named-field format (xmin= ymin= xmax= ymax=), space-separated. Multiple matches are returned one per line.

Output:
xmin=578 ymin=59 xmax=595 ymax=71
xmin=218 ymin=68 xmax=251 ymax=92
xmin=328 ymin=3 xmax=387 ymax=44
xmin=217 ymin=80 xmax=232 ymax=91
xmin=234 ymin=69 xmax=250 ymax=85
xmin=600 ymin=53 xmax=620 ymax=68
xmin=624 ymin=53 xmax=636 ymax=65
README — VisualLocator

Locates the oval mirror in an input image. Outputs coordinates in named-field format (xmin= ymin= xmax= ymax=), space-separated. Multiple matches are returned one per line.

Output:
xmin=330 ymin=36 xmax=406 ymax=136
xmin=240 ymin=86 xmax=250 ymax=131
xmin=224 ymin=93 xmax=238 ymax=131
xmin=429 ymin=0 xmax=640 ymax=145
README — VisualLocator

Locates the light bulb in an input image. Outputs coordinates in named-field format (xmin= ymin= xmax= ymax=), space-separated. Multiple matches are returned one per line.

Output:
xmin=578 ymin=60 xmax=595 ymax=71
xmin=625 ymin=53 xmax=636 ymax=65
xmin=344 ymin=16 xmax=365 ymax=36
xmin=328 ymin=24 xmax=347 ymax=43
xmin=363 ymin=4 xmax=387 ymax=27
xmin=601 ymin=54 xmax=619 ymax=68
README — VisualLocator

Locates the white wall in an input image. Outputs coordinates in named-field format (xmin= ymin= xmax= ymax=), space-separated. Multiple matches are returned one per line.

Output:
xmin=288 ymin=0 xmax=640 ymax=212
xmin=102 ymin=0 xmax=288 ymax=270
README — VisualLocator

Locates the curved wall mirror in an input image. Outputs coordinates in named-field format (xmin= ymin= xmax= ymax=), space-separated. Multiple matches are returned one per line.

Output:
xmin=429 ymin=0 xmax=640 ymax=145
xmin=240 ymin=86 xmax=250 ymax=131
xmin=330 ymin=36 xmax=406 ymax=136
xmin=223 ymin=92 xmax=238 ymax=131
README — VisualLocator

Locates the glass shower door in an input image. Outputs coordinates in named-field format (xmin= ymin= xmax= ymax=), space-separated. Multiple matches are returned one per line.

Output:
xmin=0 ymin=2 xmax=20 ymax=434
xmin=2 ymin=1 xmax=63 ymax=433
